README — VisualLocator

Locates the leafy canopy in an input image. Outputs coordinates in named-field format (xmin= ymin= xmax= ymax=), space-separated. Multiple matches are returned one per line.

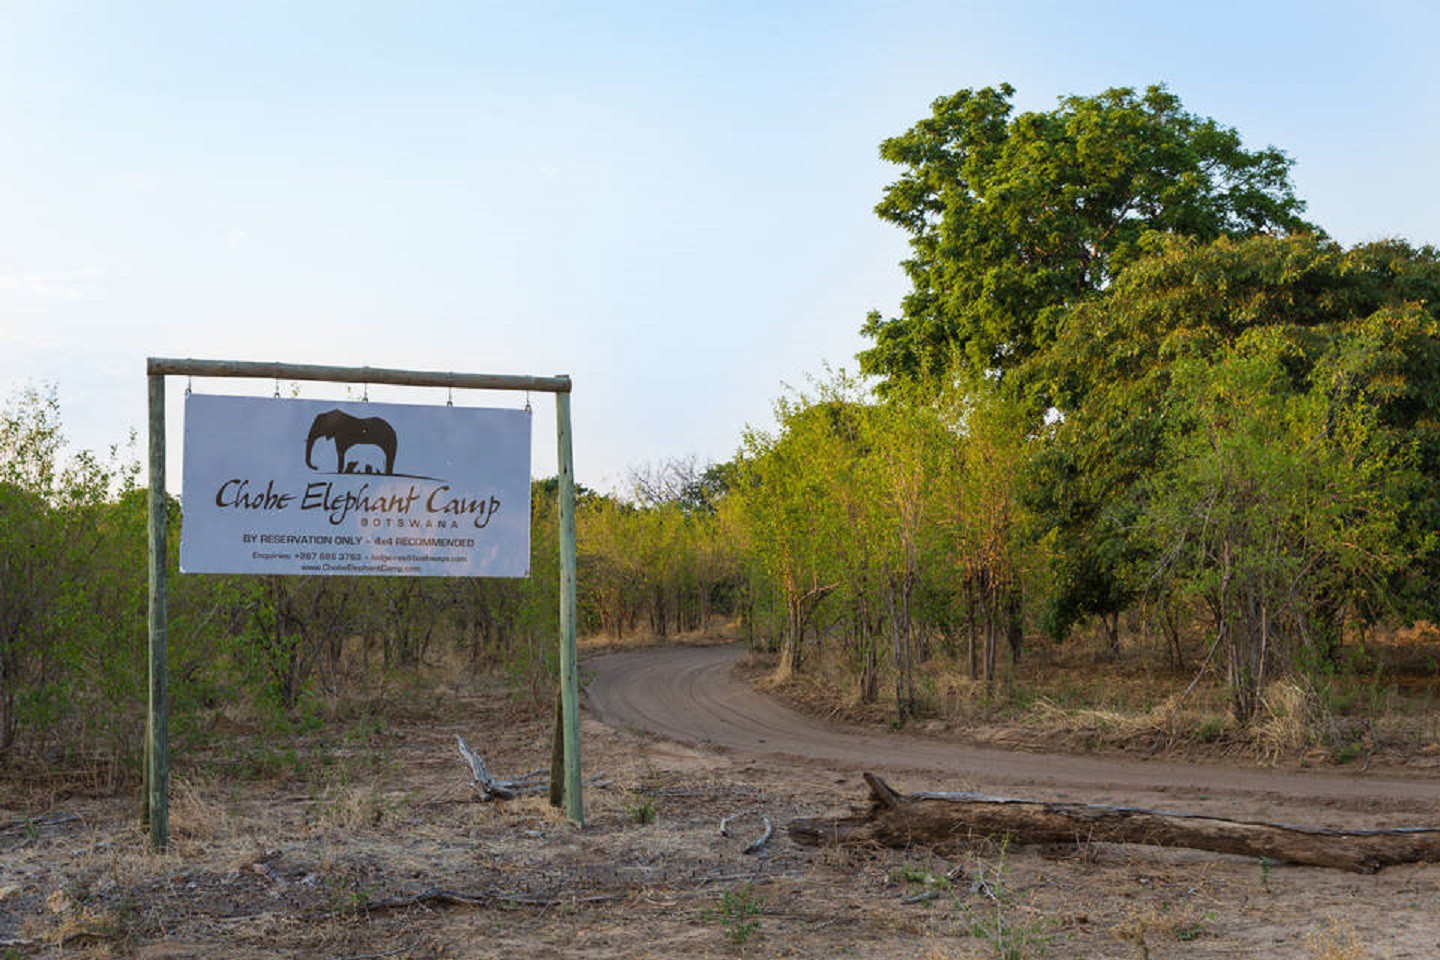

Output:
xmin=860 ymin=83 xmax=1313 ymax=386
xmin=1029 ymin=232 xmax=1440 ymax=639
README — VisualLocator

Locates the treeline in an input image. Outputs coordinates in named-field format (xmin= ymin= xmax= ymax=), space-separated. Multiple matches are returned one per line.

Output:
xmin=0 ymin=388 xmax=556 ymax=775
xmin=725 ymin=83 xmax=1440 ymax=726
xmin=726 ymin=233 xmax=1440 ymax=725
xmin=0 ymin=390 xmax=741 ymax=773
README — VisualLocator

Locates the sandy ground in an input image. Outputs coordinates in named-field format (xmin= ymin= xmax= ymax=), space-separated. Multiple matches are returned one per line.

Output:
xmin=0 ymin=644 xmax=1437 ymax=959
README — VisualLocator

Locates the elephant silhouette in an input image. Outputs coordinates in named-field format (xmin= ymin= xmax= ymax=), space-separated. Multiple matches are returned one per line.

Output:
xmin=305 ymin=410 xmax=398 ymax=475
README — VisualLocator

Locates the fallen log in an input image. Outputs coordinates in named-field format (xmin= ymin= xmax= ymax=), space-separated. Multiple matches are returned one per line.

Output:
xmin=788 ymin=773 xmax=1440 ymax=874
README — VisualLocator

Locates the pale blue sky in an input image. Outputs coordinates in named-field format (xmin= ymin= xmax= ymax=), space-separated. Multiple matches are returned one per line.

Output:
xmin=3 ymin=1 xmax=1438 ymax=490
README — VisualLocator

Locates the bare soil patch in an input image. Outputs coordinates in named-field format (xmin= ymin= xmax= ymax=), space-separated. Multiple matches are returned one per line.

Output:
xmin=2 ymin=649 xmax=1438 ymax=959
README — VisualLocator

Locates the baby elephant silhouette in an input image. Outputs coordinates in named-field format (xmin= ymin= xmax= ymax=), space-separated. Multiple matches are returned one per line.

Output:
xmin=305 ymin=410 xmax=398 ymax=475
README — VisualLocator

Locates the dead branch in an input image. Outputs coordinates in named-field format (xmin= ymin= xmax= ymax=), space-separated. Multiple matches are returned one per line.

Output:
xmin=354 ymin=888 xmax=619 ymax=915
xmin=788 ymin=772 xmax=1440 ymax=874
xmin=455 ymin=735 xmax=546 ymax=800
xmin=720 ymin=808 xmax=755 ymax=837
xmin=455 ymin=735 xmax=606 ymax=801
xmin=0 ymin=812 xmax=80 ymax=835
xmin=720 ymin=808 xmax=774 ymax=854
xmin=745 ymin=816 xmax=774 ymax=855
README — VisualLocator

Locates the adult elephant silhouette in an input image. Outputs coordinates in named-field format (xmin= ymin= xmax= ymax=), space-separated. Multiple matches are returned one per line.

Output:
xmin=305 ymin=410 xmax=398 ymax=475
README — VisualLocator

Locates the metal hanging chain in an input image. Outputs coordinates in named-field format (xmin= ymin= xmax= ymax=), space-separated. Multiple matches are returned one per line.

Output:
xmin=185 ymin=376 xmax=192 ymax=396
xmin=447 ymin=383 xmax=454 ymax=407
xmin=524 ymin=390 xmax=532 ymax=413
xmin=362 ymin=382 xmax=369 ymax=402
xmin=274 ymin=377 xmax=281 ymax=399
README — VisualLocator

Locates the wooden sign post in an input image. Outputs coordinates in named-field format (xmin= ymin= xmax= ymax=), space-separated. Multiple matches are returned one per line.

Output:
xmin=144 ymin=358 xmax=583 ymax=849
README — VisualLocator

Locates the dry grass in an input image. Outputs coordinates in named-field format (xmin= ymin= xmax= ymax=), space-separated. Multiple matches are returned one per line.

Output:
xmin=750 ymin=654 xmax=894 ymax=725
xmin=744 ymin=619 xmax=1440 ymax=769
xmin=1111 ymin=902 xmax=1214 ymax=958
xmin=919 ymin=655 xmax=1239 ymax=759
xmin=169 ymin=775 xmax=227 ymax=842
xmin=921 ymin=944 xmax=986 ymax=960
xmin=306 ymin=785 xmax=410 ymax=836
xmin=1254 ymin=679 xmax=1317 ymax=761
xmin=1387 ymin=620 xmax=1440 ymax=647
xmin=1304 ymin=919 xmax=1369 ymax=960
xmin=492 ymin=794 xmax=573 ymax=827
xmin=579 ymin=618 xmax=742 ymax=655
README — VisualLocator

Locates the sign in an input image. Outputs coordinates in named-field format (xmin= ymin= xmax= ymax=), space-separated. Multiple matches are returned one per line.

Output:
xmin=179 ymin=394 xmax=532 ymax=577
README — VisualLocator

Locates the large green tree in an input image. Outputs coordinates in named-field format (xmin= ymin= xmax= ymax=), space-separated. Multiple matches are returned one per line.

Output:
xmin=1031 ymin=233 xmax=1440 ymax=649
xmin=860 ymin=83 xmax=1312 ymax=385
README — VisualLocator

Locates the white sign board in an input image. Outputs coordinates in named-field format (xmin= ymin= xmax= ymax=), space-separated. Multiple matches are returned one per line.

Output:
xmin=180 ymin=394 xmax=532 ymax=577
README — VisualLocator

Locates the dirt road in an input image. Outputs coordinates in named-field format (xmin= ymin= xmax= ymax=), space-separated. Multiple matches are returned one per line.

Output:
xmin=584 ymin=643 xmax=1440 ymax=816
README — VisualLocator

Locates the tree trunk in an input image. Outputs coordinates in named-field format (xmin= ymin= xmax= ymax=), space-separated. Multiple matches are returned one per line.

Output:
xmin=1005 ymin=588 xmax=1024 ymax=665
xmin=966 ymin=585 xmax=978 ymax=682
xmin=788 ymin=773 xmax=1440 ymax=874
xmin=982 ymin=594 xmax=999 ymax=687
xmin=698 ymin=576 xmax=711 ymax=635
xmin=852 ymin=598 xmax=880 ymax=704
xmin=1160 ymin=604 xmax=1184 ymax=672
xmin=1103 ymin=610 xmax=1120 ymax=657
xmin=887 ymin=575 xmax=915 ymax=722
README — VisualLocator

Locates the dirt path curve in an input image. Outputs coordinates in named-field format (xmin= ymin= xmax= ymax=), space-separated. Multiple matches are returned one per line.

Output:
xmin=584 ymin=644 xmax=1440 ymax=813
